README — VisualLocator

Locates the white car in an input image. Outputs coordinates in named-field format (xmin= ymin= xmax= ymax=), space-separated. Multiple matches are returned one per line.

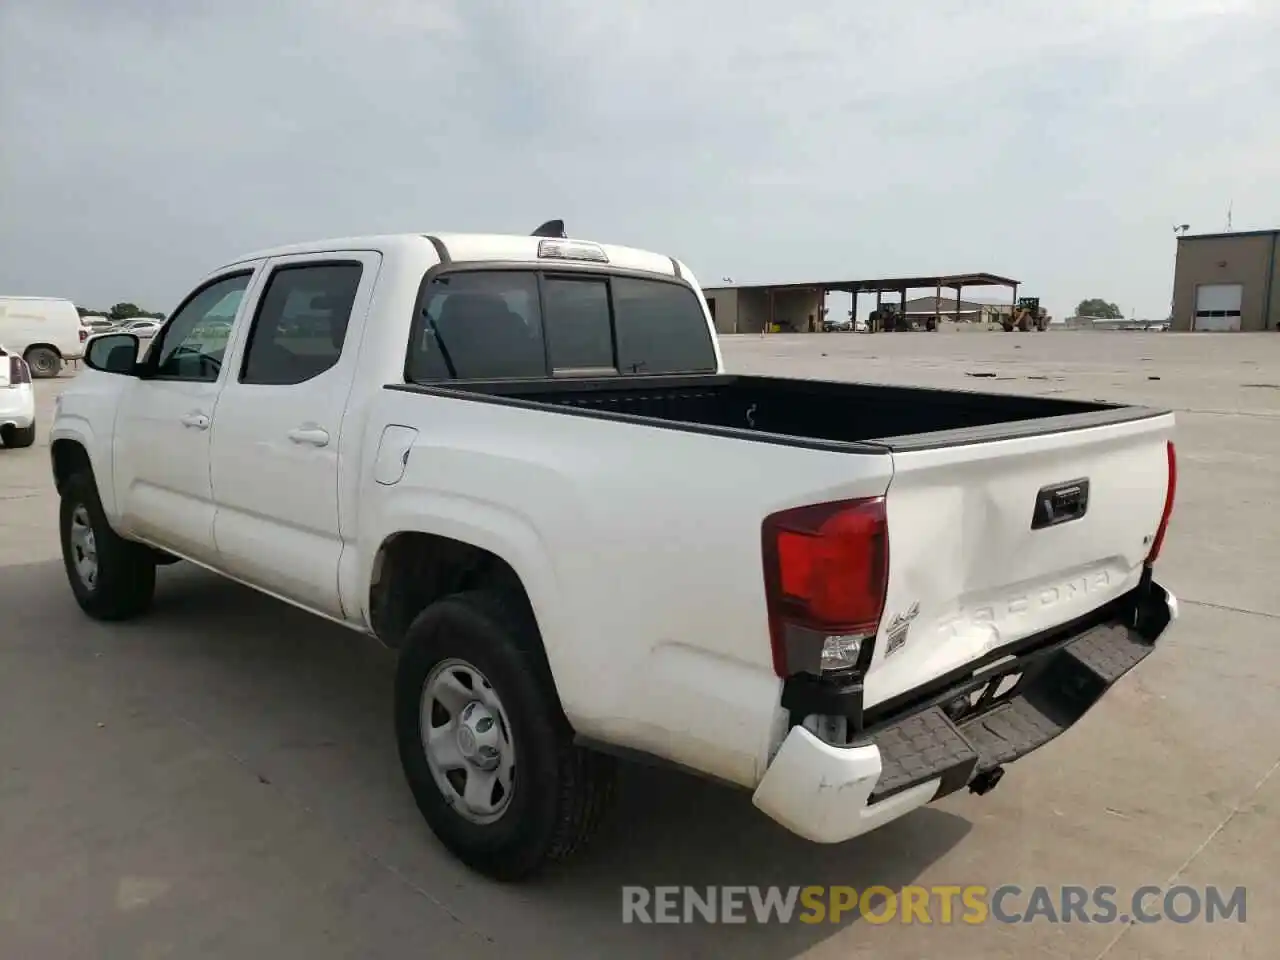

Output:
xmin=50 ymin=228 xmax=1179 ymax=880
xmin=122 ymin=318 xmax=162 ymax=335
xmin=81 ymin=316 xmax=116 ymax=334
xmin=0 ymin=346 xmax=36 ymax=448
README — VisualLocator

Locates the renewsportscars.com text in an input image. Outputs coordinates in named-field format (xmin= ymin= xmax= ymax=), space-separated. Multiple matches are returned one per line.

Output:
xmin=621 ymin=884 xmax=1247 ymax=925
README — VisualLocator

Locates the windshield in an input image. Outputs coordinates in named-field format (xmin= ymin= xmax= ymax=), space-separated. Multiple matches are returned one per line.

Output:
xmin=407 ymin=270 xmax=717 ymax=383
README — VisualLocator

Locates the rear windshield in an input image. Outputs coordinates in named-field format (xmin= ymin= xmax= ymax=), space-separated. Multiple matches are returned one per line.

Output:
xmin=406 ymin=269 xmax=717 ymax=382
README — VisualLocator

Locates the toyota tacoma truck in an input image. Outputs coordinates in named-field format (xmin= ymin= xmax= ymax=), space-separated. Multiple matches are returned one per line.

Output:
xmin=49 ymin=226 xmax=1178 ymax=880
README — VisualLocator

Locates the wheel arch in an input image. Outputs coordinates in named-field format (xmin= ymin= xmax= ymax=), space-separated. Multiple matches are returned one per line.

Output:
xmin=368 ymin=528 xmax=570 ymax=715
xmin=24 ymin=342 xmax=64 ymax=358
xmin=51 ymin=436 xmax=93 ymax=495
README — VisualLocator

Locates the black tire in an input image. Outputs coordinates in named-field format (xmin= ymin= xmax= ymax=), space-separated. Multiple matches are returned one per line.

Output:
xmin=395 ymin=589 xmax=616 ymax=881
xmin=59 ymin=471 xmax=156 ymax=620
xmin=0 ymin=423 xmax=36 ymax=448
xmin=24 ymin=346 xmax=62 ymax=379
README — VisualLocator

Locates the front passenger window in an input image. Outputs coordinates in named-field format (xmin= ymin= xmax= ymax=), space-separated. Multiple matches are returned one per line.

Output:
xmin=240 ymin=263 xmax=363 ymax=385
xmin=152 ymin=273 xmax=252 ymax=381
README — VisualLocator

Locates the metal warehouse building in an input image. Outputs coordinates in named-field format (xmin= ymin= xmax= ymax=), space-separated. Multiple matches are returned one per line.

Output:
xmin=1171 ymin=229 xmax=1280 ymax=332
xmin=702 ymin=272 xmax=1021 ymax=334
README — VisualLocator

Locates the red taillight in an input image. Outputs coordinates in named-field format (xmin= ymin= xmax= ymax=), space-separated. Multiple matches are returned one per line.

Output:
xmin=762 ymin=497 xmax=888 ymax=677
xmin=8 ymin=356 xmax=31 ymax=384
xmin=1145 ymin=441 xmax=1177 ymax=566
xmin=79 ymin=328 xmax=88 ymax=343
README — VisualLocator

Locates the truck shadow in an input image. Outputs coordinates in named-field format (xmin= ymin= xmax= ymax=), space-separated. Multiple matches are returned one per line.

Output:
xmin=9 ymin=561 xmax=972 ymax=958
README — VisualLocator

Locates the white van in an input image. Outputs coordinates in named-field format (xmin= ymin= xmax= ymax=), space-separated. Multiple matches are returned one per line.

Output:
xmin=0 ymin=296 xmax=86 ymax=378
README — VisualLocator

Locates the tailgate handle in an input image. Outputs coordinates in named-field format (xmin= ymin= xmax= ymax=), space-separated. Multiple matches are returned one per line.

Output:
xmin=1031 ymin=478 xmax=1090 ymax=530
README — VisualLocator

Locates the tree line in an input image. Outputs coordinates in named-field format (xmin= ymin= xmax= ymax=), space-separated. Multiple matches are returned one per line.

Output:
xmin=76 ymin=302 xmax=165 ymax=322
xmin=1074 ymin=298 xmax=1123 ymax=319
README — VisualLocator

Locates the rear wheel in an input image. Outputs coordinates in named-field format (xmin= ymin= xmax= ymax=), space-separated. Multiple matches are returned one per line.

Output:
xmin=59 ymin=471 xmax=156 ymax=620
xmin=23 ymin=346 xmax=61 ymax=379
xmin=395 ymin=589 xmax=616 ymax=881
xmin=0 ymin=423 xmax=36 ymax=448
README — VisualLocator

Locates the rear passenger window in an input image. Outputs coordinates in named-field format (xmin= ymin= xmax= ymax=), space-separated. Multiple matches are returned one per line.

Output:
xmin=613 ymin=277 xmax=717 ymax=375
xmin=404 ymin=269 xmax=717 ymax=383
xmin=240 ymin=263 xmax=363 ymax=385
xmin=543 ymin=277 xmax=613 ymax=373
xmin=410 ymin=271 xmax=544 ymax=381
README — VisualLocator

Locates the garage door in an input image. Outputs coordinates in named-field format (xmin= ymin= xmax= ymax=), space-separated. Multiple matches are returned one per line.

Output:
xmin=1194 ymin=284 xmax=1243 ymax=331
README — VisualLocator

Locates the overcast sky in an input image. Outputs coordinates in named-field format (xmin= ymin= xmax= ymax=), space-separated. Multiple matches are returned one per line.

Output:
xmin=2 ymin=0 xmax=1277 ymax=321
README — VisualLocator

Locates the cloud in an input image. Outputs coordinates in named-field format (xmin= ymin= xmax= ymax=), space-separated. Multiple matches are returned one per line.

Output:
xmin=1 ymin=0 xmax=1276 ymax=321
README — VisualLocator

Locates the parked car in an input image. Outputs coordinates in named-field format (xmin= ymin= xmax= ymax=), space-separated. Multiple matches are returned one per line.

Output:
xmin=81 ymin=316 xmax=116 ymax=334
xmin=121 ymin=318 xmax=163 ymax=344
xmin=0 ymin=296 xmax=86 ymax=378
xmin=0 ymin=345 xmax=36 ymax=448
xmin=50 ymin=229 xmax=1179 ymax=881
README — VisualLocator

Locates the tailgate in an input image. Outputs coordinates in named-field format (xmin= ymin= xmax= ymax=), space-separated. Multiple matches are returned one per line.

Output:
xmin=865 ymin=410 xmax=1175 ymax=709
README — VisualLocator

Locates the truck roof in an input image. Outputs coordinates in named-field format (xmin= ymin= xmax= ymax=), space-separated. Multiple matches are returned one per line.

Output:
xmin=222 ymin=233 xmax=686 ymax=281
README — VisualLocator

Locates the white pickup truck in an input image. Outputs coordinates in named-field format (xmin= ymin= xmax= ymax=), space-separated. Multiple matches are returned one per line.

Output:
xmin=50 ymin=227 xmax=1178 ymax=880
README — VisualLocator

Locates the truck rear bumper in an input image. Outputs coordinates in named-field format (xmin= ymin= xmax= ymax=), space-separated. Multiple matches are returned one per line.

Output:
xmin=752 ymin=581 xmax=1177 ymax=845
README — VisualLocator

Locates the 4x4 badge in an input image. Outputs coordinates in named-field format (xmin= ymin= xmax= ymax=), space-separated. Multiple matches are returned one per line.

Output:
xmin=884 ymin=602 xmax=921 ymax=658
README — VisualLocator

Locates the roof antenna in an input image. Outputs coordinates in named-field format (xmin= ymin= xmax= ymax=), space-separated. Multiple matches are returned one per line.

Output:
xmin=531 ymin=219 xmax=566 ymax=238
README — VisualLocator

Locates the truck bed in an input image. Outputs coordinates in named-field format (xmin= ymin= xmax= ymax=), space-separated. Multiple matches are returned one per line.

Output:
xmin=392 ymin=374 xmax=1163 ymax=452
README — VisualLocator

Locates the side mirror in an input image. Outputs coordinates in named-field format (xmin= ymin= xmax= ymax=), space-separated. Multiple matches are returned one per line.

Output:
xmin=84 ymin=333 xmax=141 ymax=375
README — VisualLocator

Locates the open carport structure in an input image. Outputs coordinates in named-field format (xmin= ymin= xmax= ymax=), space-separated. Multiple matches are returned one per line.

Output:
xmin=702 ymin=272 xmax=1021 ymax=334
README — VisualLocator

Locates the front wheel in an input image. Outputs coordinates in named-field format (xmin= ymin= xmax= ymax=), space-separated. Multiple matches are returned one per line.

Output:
xmin=395 ymin=589 xmax=616 ymax=881
xmin=24 ymin=346 xmax=61 ymax=379
xmin=59 ymin=472 xmax=156 ymax=620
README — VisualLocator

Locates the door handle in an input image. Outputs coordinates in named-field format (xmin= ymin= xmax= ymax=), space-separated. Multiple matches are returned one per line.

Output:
xmin=180 ymin=412 xmax=211 ymax=430
xmin=287 ymin=427 xmax=330 ymax=447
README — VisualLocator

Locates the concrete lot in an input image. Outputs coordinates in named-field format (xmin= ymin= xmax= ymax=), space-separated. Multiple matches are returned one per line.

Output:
xmin=2 ymin=331 xmax=1277 ymax=959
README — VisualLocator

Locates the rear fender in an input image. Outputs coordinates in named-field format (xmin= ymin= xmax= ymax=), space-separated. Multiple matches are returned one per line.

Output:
xmin=354 ymin=494 xmax=570 ymax=693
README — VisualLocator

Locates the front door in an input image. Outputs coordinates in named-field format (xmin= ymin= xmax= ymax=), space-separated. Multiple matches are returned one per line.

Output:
xmin=113 ymin=270 xmax=258 ymax=562
xmin=208 ymin=252 xmax=379 ymax=618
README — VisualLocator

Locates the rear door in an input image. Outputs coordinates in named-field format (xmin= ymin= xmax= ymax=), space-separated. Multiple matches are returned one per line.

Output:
xmin=208 ymin=251 xmax=380 ymax=618
xmin=865 ymin=413 xmax=1175 ymax=708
